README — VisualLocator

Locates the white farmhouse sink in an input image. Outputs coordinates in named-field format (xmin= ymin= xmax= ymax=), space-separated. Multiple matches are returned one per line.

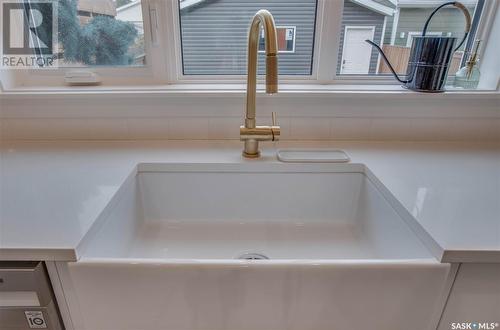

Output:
xmin=60 ymin=163 xmax=451 ymax=330
xmin=80 ymin=163 xmax=432 ymax=260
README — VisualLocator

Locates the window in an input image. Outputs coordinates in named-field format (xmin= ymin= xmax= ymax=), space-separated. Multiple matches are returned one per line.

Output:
xmin=336 ymin=0 xmax=483 ymax=76
xmin=1 ymin=0 xmax=171 ymax=87
xmin=50 ymin=0 xmax=146 ymax=67
xmin=178 ymin=0 xmax=318 ymax=75
xmin=1 ymin=0 xmax=497 ymax=89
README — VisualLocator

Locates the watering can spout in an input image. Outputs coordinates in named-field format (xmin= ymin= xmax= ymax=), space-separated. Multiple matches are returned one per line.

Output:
xmin=365 ymin=40 xmax=410 ymax=84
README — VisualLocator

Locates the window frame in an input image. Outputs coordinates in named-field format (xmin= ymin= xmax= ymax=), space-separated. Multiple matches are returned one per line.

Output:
xmin=406 ymin=31 xmax=443 ymax=47
xmin=170 ymin=0 xmax=492 ymax=86
xmin=3 ymin=0 xmax=498 ymax=89
xmin=333 ymin=0 xmax=492 ymax=83
xmin=167 ymin=0 xmax=338 ymax=84
xmin=8 ymin=0 xmax=170 ymax=87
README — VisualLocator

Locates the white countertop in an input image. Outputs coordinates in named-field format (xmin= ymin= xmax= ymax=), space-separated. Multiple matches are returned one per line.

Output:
xmin=0 ymin=141 xmax=499 ymax=263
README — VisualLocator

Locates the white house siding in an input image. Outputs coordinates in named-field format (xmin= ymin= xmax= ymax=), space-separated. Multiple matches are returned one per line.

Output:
xmin=336 ymin=0 xmax=386 ymax=75
xmin=180 ymin=0 xmax=317 ymax=75
xmin=78 ymin=0 xmax=116 ymax=16
xmin=116 ymin=1 xmax=144 ymax=35
xmin=116 ymin=2 xmax=142 ymax=22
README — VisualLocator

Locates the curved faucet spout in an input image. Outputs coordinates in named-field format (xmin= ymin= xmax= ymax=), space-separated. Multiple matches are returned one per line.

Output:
xmin=245 ymin=9 xmax=278 ymax=129
xmin=240 ymin=9 xmax=280 ymax=158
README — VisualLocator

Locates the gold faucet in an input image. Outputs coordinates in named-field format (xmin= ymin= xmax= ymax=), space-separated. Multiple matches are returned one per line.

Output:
xmin=240 ymin=9 xmax=280 ymax=158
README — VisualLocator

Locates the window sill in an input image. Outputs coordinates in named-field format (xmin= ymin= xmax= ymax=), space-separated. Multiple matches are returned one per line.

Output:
xmin=0 ymin=83 xmax=498 ymax=99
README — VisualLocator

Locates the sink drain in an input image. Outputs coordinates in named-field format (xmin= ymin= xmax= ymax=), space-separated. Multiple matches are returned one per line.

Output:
xmin=237 ymin=253 xmax=269 ymax=260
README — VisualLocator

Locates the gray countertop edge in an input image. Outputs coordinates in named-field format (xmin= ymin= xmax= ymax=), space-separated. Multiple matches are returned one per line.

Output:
xmin=0 ymin=248 xmax=77 ymax=262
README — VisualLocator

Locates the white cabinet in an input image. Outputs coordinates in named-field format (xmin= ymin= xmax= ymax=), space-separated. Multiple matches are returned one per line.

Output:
xmin=438 ymin=264 xmax=500 ymax=330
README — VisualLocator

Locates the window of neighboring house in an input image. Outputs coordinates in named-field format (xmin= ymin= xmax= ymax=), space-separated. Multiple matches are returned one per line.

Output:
xmin=258 ymin=26 xmax=296 ymax=54
xmin=336 ymin=0 xmax=482 ymax=76
xmin=178 ymin=0 xmax=317 ymax=76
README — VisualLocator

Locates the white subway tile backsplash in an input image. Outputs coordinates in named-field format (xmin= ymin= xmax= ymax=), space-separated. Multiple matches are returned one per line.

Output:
xmin=330 ymin=118 xmax=372 ymax=140
xmin=128 ymin=118 xmax=169 ymax=140
xmin=409 ymin=118 xmax=456 ymax=141
xmin=168 ymin=117 xmax=209 ymax=140
xmin=290 ymin=117 xmax=331 ymax=140
xmin=87 ymin=119 xmax=128 ymax=140
xmin=2 ymin=91 xmax=498 ymax=142
xmin=2 ymin=118 xmax=89 ymax=140
xmin=1 ymin=116 xmax=498 ymax=142
xmin=276 ymin=116 xmax=291 ymax=140
xmin=369 ymin=118 xmax=413 ymax=141
xmin=451 ymin=118 xmax=497 ymax=141
xmin=208 ymin=117 xmax=240 ymax=139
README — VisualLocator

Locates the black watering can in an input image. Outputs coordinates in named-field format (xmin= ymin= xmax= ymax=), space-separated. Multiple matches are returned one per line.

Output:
xmin=366 ymin=1 xmax=471 ymax=92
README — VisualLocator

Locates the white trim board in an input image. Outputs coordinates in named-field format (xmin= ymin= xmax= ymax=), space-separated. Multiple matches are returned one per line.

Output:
xmin=398 ymin=0 xmax=477 ymax=8
xmin=377 ymin=16 xmax=388 ymax=73
xmin=349 ymin=0 xmax=395 ymax=16
xmin=406 ymin=31 xmax=443 ymax=47
xmin=350 ymin=0 xmax=394 ymax=16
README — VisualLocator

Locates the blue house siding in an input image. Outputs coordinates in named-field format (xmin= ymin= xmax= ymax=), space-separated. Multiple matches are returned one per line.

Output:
xmin=180 ymin=0 xmax=317 ymax=75
xmin=336 ymin=1 xmax=386 ymax=75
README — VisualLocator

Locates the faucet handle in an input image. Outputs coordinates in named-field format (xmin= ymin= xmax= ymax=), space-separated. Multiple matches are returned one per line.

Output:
xmin=271 ymin=111 xmax=280 ymax=141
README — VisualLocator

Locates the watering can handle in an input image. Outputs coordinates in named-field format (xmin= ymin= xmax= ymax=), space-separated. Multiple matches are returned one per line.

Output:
xmin=422 ymin=1 xmax=472 ymax=52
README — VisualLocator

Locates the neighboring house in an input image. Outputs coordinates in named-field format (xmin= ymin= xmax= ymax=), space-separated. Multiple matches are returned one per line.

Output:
xmin=115 ymin=0 xmax=146 ymax=65
xmin=113 ymin=0 xmax=396 ymax=75
xmin=116 ymin=0 xmax=144 ymax=35
xmin=179 ymin=0 xmax=318 ymax=75
xmin=376 ymin=0 xmax=477 ymax=74
xmin=383 ymin=0 xmax=477 ymax=48
xmin=55 ymin=0 xmax=118 ymax=65
xmin=179 ymin=0 xmax=397 ymax=75
xmin=112 ymin=0 xmax=477 ymax=75
xmin=337 ymin=0 xmax=395 ymax=75
xmin=179 ymin=0 xmax=396 ymax=75
xmin=77 ymin=0 xmax=116 ymax=24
